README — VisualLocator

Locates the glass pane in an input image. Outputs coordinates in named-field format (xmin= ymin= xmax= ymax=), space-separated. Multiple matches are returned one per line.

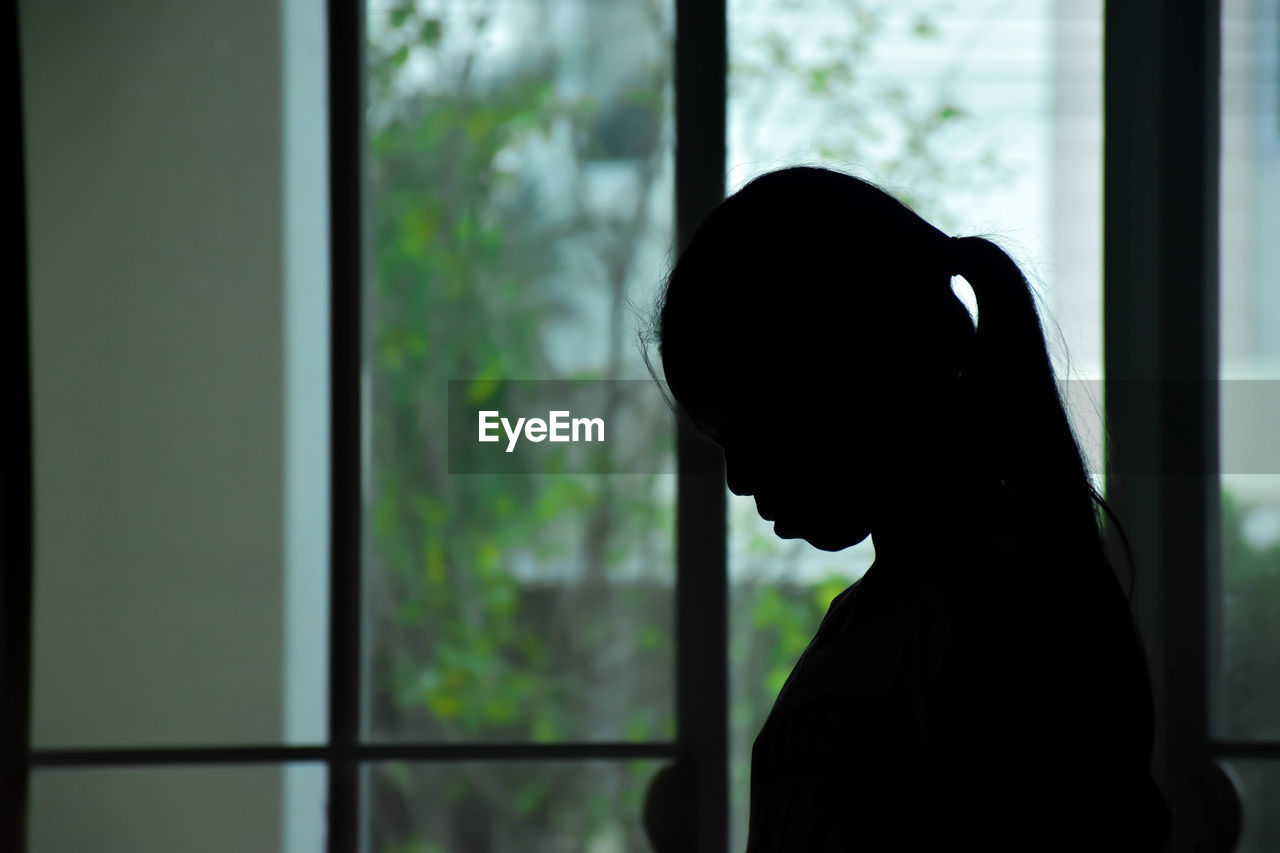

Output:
xmin=726 ymin=0 xmax=1103 ymax=847
xmin=21 ymin=0 xmax=329 ymax=747
xmin=364 ymin=1 xmax=677 ymax=743
xmin=28 ymin=764 xmax=327 ymax=853
xmin=366 ymin=760 xmax=664 ymax=852
xmin=1217 ymin=0 xmax=1280 ymax=740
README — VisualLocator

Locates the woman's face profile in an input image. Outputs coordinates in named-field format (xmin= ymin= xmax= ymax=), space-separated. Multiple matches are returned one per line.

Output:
xmin=680 ymin=379 xmax=881 ymax=552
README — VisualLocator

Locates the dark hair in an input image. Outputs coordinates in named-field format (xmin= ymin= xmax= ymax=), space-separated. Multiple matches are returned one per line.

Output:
xmin=641 ymin=165 xmax=1136 ymax=593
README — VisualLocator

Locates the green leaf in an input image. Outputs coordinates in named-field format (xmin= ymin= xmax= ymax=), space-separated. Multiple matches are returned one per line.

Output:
xmin=484 ymin=579 xmax=516 ymax=615
xmin=753 ymin=586 xmax=785 ymax=626
xmin=912 ymin=15 xmax=940 ymax=38
xmin=781 ymin=622 xmax=810 ymax=657
xmin=420 ymin=18 xmax=442 ymax=47
xmin=476 ymin=540 xmax=501 ymax=572
xmin=531 ymin=706 xmax=562 ymax=742
xmin=445 ymin=777 xmax=468 ymax=805
xmin=426 ymin=688 xmax=463 ymax=720
xmin=467 ymin=359 xmax=503 ymax=403
xmin=513 ymin=778 xmax=550 ymax=816
xmin=621 ymin=88 xmax=658 ymax=107
xmin=623 ymin=709 xmax=651 ymax=740
xmin=482 ymin=695 xmax=517 ymax=724
xmin=424 ymin=539 xmax=446 ymax=584
xmin=381 ymin=761 xmax=413 ymax=793
xmin=389 ymin=5 xmax=412 ymax=30
xmin=637 ymin=624 xmax=666 ymax=650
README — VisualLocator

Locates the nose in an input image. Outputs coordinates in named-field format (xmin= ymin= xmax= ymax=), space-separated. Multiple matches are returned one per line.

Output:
xmin=726 ymin=468 xmax=752 ymax=497
xmin=723 ymin=449 xmax=755 ymax=497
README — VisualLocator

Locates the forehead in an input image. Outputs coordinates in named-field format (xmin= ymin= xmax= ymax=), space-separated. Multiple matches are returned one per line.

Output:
xmin=676 ymin=385 xmax=797 ymax=442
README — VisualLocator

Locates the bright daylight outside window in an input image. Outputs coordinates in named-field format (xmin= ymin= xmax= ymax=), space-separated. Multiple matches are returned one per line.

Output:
xmin=1217 ymin=0 xmax=1280 ymax=849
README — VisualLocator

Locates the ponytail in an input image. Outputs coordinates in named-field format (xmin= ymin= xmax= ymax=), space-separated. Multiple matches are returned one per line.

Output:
xmin=947 ymin=235 xmax=1055 ymax=385
xmin=946 ymin=235 xmax=1136 ymax=593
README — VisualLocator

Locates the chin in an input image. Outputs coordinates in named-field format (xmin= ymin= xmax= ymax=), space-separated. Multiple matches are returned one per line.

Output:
xmin=796 ymin=525 xmax=872 ymax=552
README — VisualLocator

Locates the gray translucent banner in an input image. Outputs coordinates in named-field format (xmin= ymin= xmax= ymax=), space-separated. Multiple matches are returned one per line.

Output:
xmin=446 ymin=378 xmax=1279 ymax=475
xmin=448 ymin=379 xmax=684 ymax=475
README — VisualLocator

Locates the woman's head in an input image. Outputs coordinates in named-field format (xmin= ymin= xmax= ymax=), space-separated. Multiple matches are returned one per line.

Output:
xmin=643 ymin=166 xmax=1114 ymax=564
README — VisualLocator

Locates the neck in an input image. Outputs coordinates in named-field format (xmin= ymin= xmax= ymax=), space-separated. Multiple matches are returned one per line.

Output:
xmin=868 ymin=473 xmax=1015 ymax=570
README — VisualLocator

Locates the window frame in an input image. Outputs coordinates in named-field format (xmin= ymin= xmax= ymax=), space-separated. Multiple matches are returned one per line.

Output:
xmin=6 ymin=1 xmax=1278 ymax=851
xmin=1103 ymin=0 xmax=1219 ymax=835
xmin=3 ymin=0 xmax=34 ymax=847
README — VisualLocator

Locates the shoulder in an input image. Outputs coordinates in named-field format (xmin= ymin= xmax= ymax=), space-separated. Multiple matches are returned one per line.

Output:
xmin=932 ymin=536 xmax=1121 ymax=626
xmin=925 ymin=540 xmax=1150 ymax=714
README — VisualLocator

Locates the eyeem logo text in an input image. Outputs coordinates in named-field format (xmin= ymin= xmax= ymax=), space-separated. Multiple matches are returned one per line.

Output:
xmin=478 ymin=410 xmax=606 ymax=453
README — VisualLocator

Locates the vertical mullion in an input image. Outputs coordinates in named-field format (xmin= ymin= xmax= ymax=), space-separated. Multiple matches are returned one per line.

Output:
xmin=1103 ymin=0 xmax=1165 ymax=782
xmin=2 ymin=1 xmax=33 ymax=849
xmin=1104 ymin=0 xmax=1220 ymax=846
xmin=327 ymin=0 xmax=366 ymax=851
xmin=674 ymin=0 xmax=728 ymax=850
xmin=1160 ymin=0 xmax=1222 ymax=798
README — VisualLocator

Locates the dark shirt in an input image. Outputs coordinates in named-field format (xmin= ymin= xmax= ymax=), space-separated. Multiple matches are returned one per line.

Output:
xmin=744 ymin=540 xmax=1169 ymax=851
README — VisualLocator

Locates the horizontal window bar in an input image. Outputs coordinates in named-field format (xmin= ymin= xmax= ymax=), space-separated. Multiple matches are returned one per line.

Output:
xmin=1208 ymin=741 xmax=1280 ymax=760
xmin=28 ymin=741 xmax=680 ymax=768
xmin=33 ymin=739 xmax=1276 ymax=768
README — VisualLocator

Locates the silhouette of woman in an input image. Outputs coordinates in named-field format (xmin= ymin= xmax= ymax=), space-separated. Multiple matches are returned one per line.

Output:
xmin=642 ymin=166 xmax=1172 ymax=851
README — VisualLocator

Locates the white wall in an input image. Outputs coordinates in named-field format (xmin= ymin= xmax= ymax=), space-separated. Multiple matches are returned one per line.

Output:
xmin=20 ymin=0 xmax=329 ymax=849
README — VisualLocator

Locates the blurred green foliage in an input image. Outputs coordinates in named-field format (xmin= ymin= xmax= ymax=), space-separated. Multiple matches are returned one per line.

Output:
xmin=366 ymin=2 xmax=674 ymax=848
xmin=1220 ymin=490 xmax=1280 ymax=853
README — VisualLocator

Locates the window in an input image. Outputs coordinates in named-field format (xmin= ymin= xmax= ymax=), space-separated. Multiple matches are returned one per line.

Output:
xmin=7 ymin=1 xmax=1274 ymax=851
xmin=1218 ymin=0 xmax=1280 ymax=849
xmin=364 ymin=1 xmax=678 ymax=848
